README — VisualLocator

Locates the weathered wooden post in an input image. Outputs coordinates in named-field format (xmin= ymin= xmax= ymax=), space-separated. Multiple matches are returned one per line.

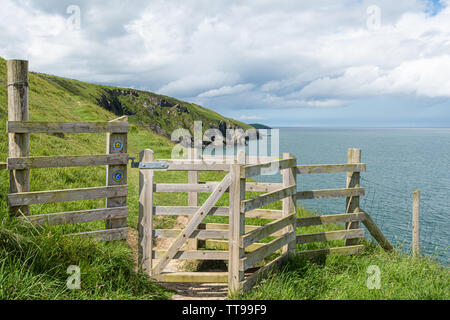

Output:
xmin=345 ymin=148 xmax=361 ymax=246
xmin=282 ymin=152 xmax=297 ymax=254
xmin=187 ymin=147 xmax=200 ymax=250
xmin=228 ymin=150 xmax=246 ymax=295
xmin=412 ymin=189 xmax=420 ymax=257
xmin=106 ymin=116 xmax=128 ymax=234
xmin=138 ymin=149 xmax=154 ymax=275
xmin=7 ymin=60 xmax=30 ymax=216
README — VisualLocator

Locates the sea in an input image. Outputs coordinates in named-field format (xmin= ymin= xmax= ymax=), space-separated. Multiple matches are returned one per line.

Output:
xmin=240 ymin=127 xmax=449 ymax=265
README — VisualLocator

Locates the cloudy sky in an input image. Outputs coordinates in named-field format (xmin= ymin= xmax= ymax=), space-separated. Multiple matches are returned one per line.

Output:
xmin=1 ymin=0 xmax=449 ymax=127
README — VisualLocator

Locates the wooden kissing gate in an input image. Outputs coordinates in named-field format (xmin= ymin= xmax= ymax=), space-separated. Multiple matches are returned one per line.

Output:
xmin=136 ymin=149 xmax=394 ymax=295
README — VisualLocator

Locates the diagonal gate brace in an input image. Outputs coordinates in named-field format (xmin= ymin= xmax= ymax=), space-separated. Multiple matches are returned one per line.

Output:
xmin=152 ymin=173 xmax=232 ymax=275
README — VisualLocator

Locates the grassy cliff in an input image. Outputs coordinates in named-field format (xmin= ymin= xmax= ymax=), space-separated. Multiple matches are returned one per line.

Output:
xmin=0 ymin=57 xmax=448 ymax=300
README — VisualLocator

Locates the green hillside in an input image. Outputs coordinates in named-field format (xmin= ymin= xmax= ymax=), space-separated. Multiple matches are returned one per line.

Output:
xmin=31 ymin=71 xmax=252 ymax=140
xmin=0 ymin=57 xmax=448 ymax=300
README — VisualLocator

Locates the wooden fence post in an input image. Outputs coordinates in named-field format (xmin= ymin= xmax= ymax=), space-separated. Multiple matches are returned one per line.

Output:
xmin=412 ymin=189 xmax=420 ymax=257
xmin=282 ymin=153 xmax=297 ymax=254
xmin=187 ymin=148 xmax=200 ymax=250
xmin=105 ymin=116 xmax=128 ymax=234
xmin=228 ymin=150 xmax=246 ymax=295
xmin=345 ymin=148 xmax=361 ymax=246
xmin=7 ymin=60 xmax=30 ymax=217
xmin=138 ymin=149 xmax=154 ymax=275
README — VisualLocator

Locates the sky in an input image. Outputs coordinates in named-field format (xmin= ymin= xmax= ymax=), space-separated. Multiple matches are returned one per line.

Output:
xmin=0 ymin=0 xmax=449 ymax=127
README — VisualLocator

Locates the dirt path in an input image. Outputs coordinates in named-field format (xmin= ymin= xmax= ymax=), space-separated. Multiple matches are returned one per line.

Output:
xmin=127 ymin=227 xmax=228 ymax=300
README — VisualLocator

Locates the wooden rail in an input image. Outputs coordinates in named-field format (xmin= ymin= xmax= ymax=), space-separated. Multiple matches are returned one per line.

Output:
xmin=7 ymin=154 xmax=128 ymax=170
xmin=153 ymin=206 xmax=229 ymax=216
xmin=296 ymin=245 xmax=364 ymax=260
xmin=360 ymin=209 xmax=394 ymax=251
xmin=241 ymin=231 xmax=296 ymax=271
xmin=296 ymin=229 xmax=365 ymax=244
xmin=7 ymin=121 xmax=129 ymax=133
xmin=296 ymin=213 xmax=365 ymax=227
xmin=21 ymin=206 xmax=128 ymax=226
xmin=241 ymin=185 xmax=297 ymax=212
xmin=243 ymin=158 xmax=296 ymax=178
xmin=153 ymin=229 xmax=229 ymax=240
xmin=241 ymin=214 xmax=295 ymax=247
xmin=296 ymin=187 xmax=365 ymax=200
xmin=152 ymin=272 xmax=228 ymax=283
xmin=155 ymin=159 xmax=230 ymax=171
xmin=69 ymin=227 xmax=128 ymax=241
xmin=7 ymin=185 xmax=128 ymax=206
xmin=153 ymin=250 xmax=228 ymax=260
xmin=297 ymin=163 xmax=366 ymax=174
xmin=153 ymin=182 xmax=282 ymax=193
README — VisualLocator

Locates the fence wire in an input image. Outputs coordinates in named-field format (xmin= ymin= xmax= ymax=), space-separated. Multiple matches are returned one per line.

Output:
xmin=360 ymin=177 xmax=448 ymax=264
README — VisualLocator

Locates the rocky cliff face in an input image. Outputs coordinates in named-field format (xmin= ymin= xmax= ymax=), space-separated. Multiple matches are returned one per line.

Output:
xmin=96 ymin=88 xmax=257 ymax=146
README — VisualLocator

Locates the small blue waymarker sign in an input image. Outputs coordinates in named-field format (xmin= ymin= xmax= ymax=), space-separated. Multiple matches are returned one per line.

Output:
xmin=113 ymin=140 xmax=123 ymax=151
xmin=112 ymin=170 xmax=124 ymax=183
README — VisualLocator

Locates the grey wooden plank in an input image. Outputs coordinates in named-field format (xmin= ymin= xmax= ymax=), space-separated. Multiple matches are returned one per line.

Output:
xmin=21 ymin=207 xmax=128 ymax=226
xmin=7 ymin=185 xmax=128 ymax=206
xmin=7 ymin=121 xmax=129 ymax=133
xmin=7 ymin=154 xmax=128 ymax=170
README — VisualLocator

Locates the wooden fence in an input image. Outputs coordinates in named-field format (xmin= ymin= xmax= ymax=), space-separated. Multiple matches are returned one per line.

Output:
xmin=3 ymin=60 xmax=129 ymax=241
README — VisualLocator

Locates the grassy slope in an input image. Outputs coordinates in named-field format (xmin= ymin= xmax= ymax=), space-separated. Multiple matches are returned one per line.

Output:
xmin=0 ymin=57 xmax=448 ymax=299
xmin=34 ymin=72 xmax=252 ymax=139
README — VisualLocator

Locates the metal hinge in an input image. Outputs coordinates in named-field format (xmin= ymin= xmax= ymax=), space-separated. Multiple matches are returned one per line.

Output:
xmin=129 ymin=157 xmax=169 ymax=170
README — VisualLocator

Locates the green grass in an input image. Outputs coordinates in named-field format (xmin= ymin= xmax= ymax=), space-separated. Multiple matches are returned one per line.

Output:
xmin=0 ymin=56 xmax=448 ymax=300
xmin=239 ymin=243 xmax=449 ymax=300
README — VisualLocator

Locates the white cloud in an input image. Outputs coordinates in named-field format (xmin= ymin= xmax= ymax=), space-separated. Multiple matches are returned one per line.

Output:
xmin=0 ymin=0 xmax=449 ymax=123
xmin=197 ymin=83 xmax=254 ymax=98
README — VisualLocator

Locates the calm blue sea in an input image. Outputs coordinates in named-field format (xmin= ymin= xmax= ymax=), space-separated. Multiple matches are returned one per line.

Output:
xmin=250 ymin=128 xmax=450 ymax=265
